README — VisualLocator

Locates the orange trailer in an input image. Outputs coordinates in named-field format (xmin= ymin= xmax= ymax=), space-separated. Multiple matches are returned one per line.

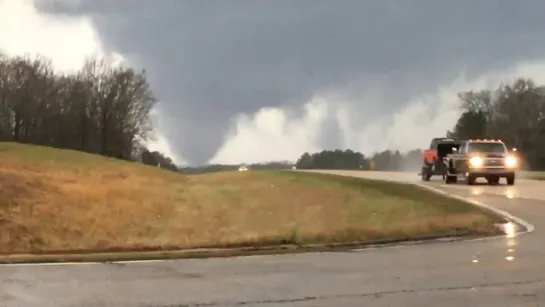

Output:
xmin=420 ymin=137 xmax=463 ymax=181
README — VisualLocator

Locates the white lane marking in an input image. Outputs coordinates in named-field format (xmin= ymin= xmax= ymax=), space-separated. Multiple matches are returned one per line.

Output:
xmin=417 ymin=183 xmax=536 ymax=235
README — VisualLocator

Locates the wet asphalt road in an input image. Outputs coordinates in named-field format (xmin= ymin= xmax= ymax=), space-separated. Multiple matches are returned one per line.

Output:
xmin=2 ymin=171 xmax=545 ymax=307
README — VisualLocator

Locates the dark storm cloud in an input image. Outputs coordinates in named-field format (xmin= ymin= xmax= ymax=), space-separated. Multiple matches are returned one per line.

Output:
xmin=38 ymin=0 xmax=545 ymax=164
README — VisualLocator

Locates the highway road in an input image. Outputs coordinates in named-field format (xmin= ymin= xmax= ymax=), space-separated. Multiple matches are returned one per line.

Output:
xmin=2 ymin=171 xmax=545 ymax=307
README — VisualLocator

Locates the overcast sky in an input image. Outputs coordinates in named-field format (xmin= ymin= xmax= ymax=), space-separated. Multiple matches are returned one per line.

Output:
xmin=3 ymin=0 xmax=545 ymax=165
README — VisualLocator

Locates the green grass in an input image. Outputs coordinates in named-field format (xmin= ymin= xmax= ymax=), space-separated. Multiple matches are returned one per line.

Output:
xmin=0 ymin=142 xmax=504 ymax=258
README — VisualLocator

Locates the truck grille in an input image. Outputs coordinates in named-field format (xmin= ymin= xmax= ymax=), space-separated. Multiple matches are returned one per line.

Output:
xmin=484 ymin=158 xmax=504 ymax=167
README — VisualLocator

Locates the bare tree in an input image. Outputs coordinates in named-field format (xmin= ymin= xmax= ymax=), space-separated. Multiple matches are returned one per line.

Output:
xmin=0 ymin=53 xmax=161 ymax=163
xmin=452 ymin=78 xmax=545 ymax=169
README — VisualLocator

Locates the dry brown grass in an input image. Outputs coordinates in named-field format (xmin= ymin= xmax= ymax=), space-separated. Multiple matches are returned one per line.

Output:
xmin=519 ymin=170 xmax=545 ymax=180
xmin=0 ymin=142 xmax=504 ymax=255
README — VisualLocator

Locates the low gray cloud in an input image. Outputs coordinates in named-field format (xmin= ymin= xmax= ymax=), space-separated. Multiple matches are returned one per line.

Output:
xmin=37 ymin=0 xmax=545 ymax=164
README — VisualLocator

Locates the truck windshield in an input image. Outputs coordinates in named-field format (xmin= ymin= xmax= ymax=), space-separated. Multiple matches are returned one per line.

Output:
xmin=467 ymin=143 xmax=506 ymax=153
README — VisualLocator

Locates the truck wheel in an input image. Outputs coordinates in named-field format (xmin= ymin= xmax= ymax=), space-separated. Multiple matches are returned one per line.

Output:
xmin=465 ymin=174 xmax=476 ymax=185
xmin=506 ymin=174 xmax=515 ymax=185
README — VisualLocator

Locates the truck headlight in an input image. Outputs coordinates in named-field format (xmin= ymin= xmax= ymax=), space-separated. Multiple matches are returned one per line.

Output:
xmin=469 ymin=156 xmax=483 ymax=168
xmin=505 ymin=156 xmax=517 ymax=168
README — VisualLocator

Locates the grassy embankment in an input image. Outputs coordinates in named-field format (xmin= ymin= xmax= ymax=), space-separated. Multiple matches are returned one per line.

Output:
xmin=519 ymin=170 xmax=545 ymax=180
xmin=0 ymin=142 xmax=505 ymax=262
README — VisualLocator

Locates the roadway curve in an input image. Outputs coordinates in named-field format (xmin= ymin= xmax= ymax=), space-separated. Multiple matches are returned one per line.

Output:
xmin=2 ymin=171 xmax=545 ymax=306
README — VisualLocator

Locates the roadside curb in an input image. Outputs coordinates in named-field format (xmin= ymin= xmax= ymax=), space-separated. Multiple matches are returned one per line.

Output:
xmin=0 ymin=230 xmax=495 ymax=266
xmin=416 ymin=183 xmax=536 ymax=236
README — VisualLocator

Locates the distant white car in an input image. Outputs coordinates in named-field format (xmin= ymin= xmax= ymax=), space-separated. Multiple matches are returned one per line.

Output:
xmin=238 ymin=165 xmax=248 ymax=172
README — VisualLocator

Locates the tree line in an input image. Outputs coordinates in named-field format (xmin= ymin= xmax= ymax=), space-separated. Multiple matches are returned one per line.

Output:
xmin=4 ymin=52 xmax=542 ymax=172
xmin=0 ymin=53 xmax=181 ymax=169
xmin=297 ymin=77 xmax=545 ymax=171
xmin=140 ymin=149 xmax=179 ymax=171
xmin=295 ymin=149 xmax=422 ymax=171
xmin=448 ymin=78 xmax=545 ymax=169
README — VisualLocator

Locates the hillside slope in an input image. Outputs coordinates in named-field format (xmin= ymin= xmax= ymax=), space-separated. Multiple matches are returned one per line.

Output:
xmin=0 ymin=143 xmax=503 ymax=255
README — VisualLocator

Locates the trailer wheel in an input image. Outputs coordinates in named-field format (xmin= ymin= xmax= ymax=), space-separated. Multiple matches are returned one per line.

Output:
xmin=487 ymin=176 xmax=500 ymax=185
xmin=421 ymin=166 xmax=431 ymax=181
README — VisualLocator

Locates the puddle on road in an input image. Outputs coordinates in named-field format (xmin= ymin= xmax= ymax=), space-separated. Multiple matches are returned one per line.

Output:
xmin=472 ymin=221 xmax=520 ymax=264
